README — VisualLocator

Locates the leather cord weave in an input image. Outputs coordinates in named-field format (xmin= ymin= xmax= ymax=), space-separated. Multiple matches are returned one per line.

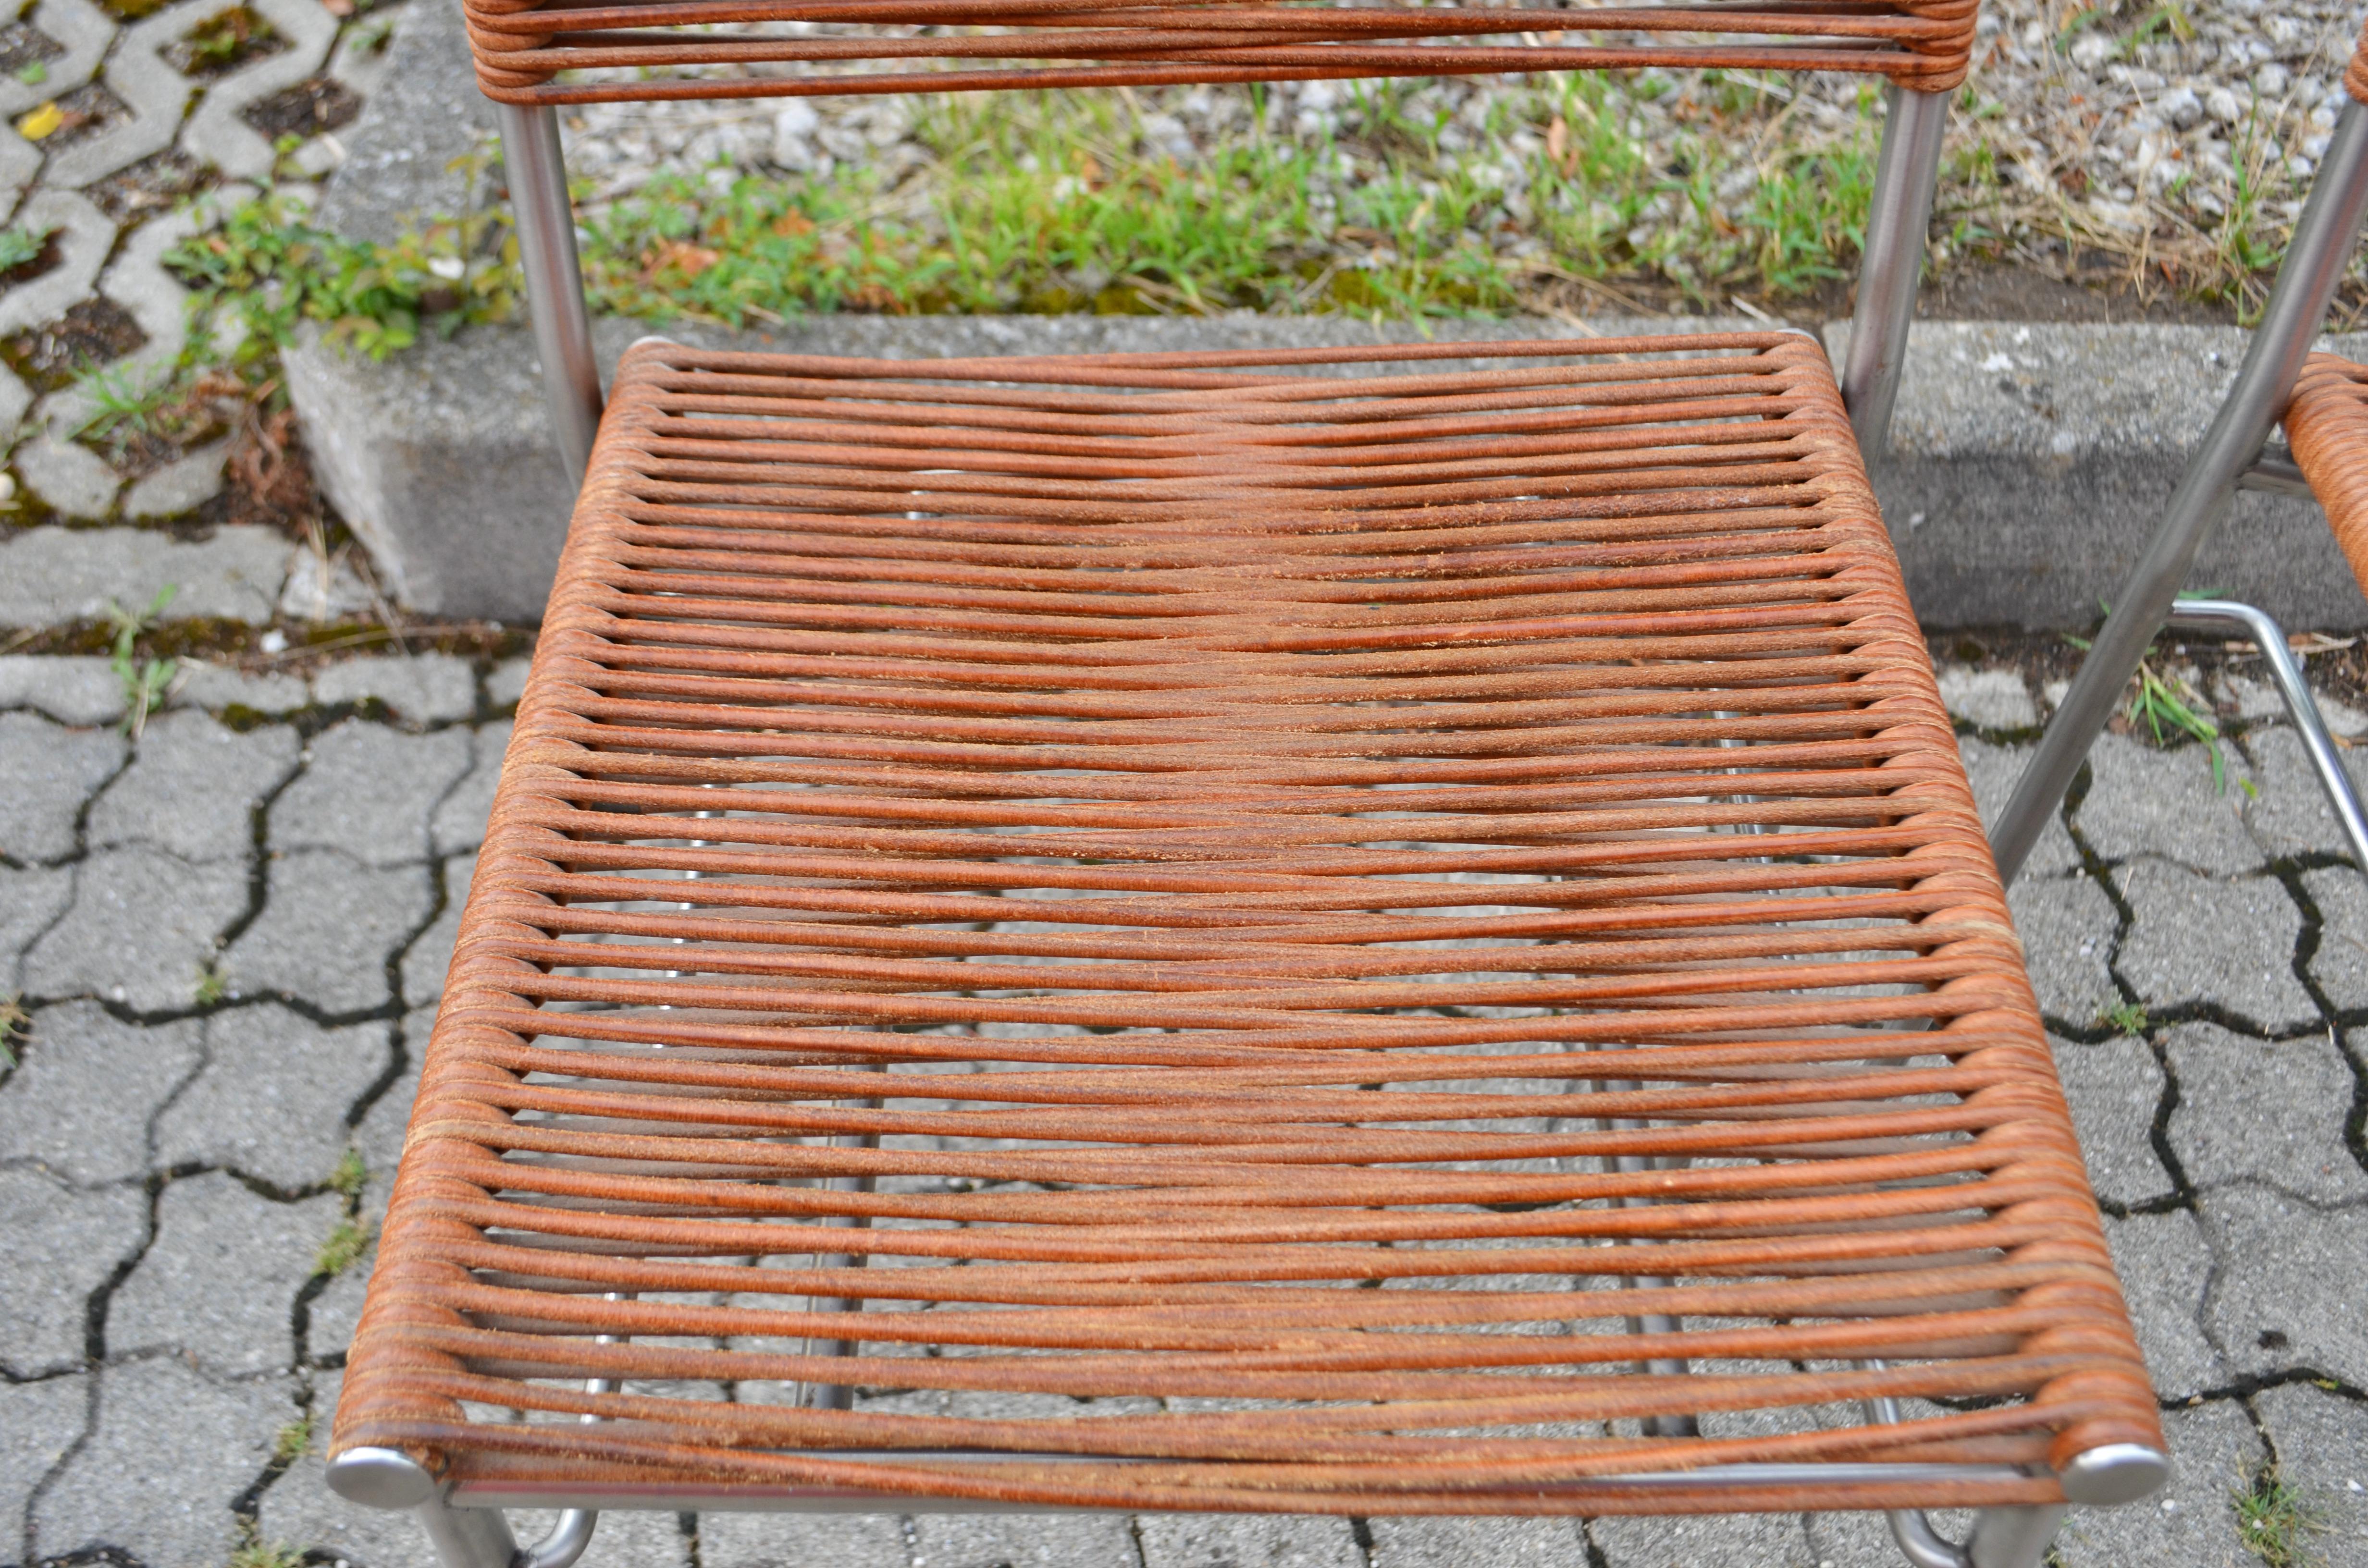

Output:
xmin=460 ymin=0 xmax=1981 ymax=104
xmin=331 ymin=335 xmax=2162 ymax=1514
xmin=2349 ymin=16 xmax=2368 ymax=104
xmin=2288 ymin=352 xmax=2368 ymax=582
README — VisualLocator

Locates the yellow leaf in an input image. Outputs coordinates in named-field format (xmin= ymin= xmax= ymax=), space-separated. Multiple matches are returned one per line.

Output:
xmin=16 ymin=101 xmax=62 ymax=140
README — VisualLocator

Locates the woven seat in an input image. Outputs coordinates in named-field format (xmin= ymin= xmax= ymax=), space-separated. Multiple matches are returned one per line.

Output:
xmin=2286 ymin=353 xmax=2368 ymax=590
xmin=334 ymin=332 xmax=2163 ymax=1519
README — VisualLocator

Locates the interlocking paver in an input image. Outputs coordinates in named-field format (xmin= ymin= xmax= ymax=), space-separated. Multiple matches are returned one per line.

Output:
xmin=1371 ymin=1517 xmax=1588 ymax=1567
xmin=399 ymin=849 xmax=473 ymax=1004
xmin=2198 ymin=1181 xmax=2368 ymax=1388
xmin=1934 ymin=662 xmax=2039 ymax=730
xmin=2254 ymin=1381 xmax=2368 ymax=1567
xmin=2077 ymin=732 xmax=2263 ymax=874
xmin=1954 ymin=733 xmax=2081 ymax=876
xmin=1593 ymin=1512 xmax=1816 ymax=1568
xmin=0 ymin=652 xmax=123 ymax=723
xmin=911 ymin=1510 xmax=1137 ymax=1568
xmin=2049 ymin=1034 xmax=2175 ymax=1206
xmin=107 ymin=1169 xmax=339 ymax=1375
xmin=2246 ymin=723 xmax=2364 ymax=863
xmin=271 ymin=719 xmax=473 ymax=866
xmin=0 ymin=1000 xmax=201 ymax=1184
xmin=0 ymin=1165 xmax=147 ymax=1378
xmin=2306 ymin=865 xmax=2368 ymax=1011
xmin=2100 ymin=1209 xmax=2228 ymax=1400
xmin=2114 ymin=858 xmax=2318 ymax=1032
xmin=222 ymin=848 xmax=432 ymax=1012
xmin=695 ymin=1511 xmax=905 ymax=1568
xmin=430 ymin=719 xmax=508 ymax=855
xmin=0 ymin=708 xmax=121 ymax=864
xmin=1135 ymin=1514 xmax=1364 ymax=1568
xmin=177 ymin=0 xmax=338 ymax=180
xmin=2050 ymin=1398 xmax=2263 ymax=1568
xmin=169 ymin=659 xmax=311 ymax=714
xmin=0 ymin=1372 xmax=87 ymax=1561
xmin=0 ymin=189 xmax=110 ymax=335
xmin=312 ymin=652 xmax=480 ymax=724
xmin=2165 ymin=1021 xmax=2368 ymax=1201
xmin=154 ymin=1005 xmax=391 ymax=1188
xmin=31 ymin=1357 xmax=296 ymax=1568
xmin=0 ymin=524 xmax=289 ymax=627
xmin=24 ymin=845 xmax=248 ymax=1010
xmin=488 ymin=655 xmax=532 ymax=710
xmin=86 ymin=706 xmax=299 ymax=862
xmin=0 ymin=863 xmax=74 ymax=989
xmin=2006 ymin=873 xmax=2119 ymax=1024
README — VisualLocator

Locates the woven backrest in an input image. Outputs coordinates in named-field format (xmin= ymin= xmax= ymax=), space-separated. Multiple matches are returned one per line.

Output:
xmin=464 ymin=0 xmax=1981 ymax=106
xmin=2350 ymin=16 xmax=2368 ymax=103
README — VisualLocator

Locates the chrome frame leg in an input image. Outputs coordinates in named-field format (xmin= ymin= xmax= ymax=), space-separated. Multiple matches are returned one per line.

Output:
xmin=494 ymin=100 xmax=603 ymax=489
xmin=330 ymin=1446 xmax=599 ymax=1568
xmin=2168 ymin=599 xmax=2368 ymax=871
xmin=1990 ymin=99 xmax=2368 ymax=883
xmin=1842 ymin=84 xmax=1951 ymax=454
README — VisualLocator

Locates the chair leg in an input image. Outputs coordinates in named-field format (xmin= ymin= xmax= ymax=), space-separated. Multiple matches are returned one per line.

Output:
xmin=1840 ymin=83 xmax=1950 ymax=455
xmin=1964 ymin=1504 xmax=2068 ymax=1568
xmin=327 ymin=1446 xmax=598 ymax=1568
xmin=494 ymin=100 xmax=603 ymax=489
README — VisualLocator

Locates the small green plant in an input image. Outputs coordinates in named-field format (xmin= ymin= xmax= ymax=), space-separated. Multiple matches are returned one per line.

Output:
xmin=228 ymin=1542 xmax=306 ymax=1568
xmin=315 ymin=1216 xmax=372 ymax=1277
xmin=2098 ymin=1000 xmax=2149 ymax=1036
xmin=272 ymin=1411 xmax=315 ymax=1464
xmin=2127 ymin=658 xmax=2233 ymax=788
xmin=0 ymin=992 xmax=26 ymax=1068
xmin=2233 ymin=1458 xmax=2324 ymax=1568
xmin=71 ymin=359 xmax=177 ymax=441
xmin=13 ymin=60 xmax=43 ymax=85
xmin=0 ymin=220 xmax=51 ymax=270
xmin=328 ymin=1147 xmax=366 ymax=1198
xmin=106 ymin=583 xmax=178 ymax=738
xmin=194 ymin=961 xmax=227 ymax=1007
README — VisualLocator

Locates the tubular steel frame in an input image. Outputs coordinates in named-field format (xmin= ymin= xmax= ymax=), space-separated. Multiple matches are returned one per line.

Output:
xmin=338 ymin=28 xmax=2195 ymax=1568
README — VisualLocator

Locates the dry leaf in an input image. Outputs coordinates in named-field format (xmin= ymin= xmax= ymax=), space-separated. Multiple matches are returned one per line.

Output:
xmin=1545 ymin=115 xmax=1567 ymax=169
xmin=16 ymin=101 xmax=62 ymax=140
xmin=641 ymin=239 xmax=721 ymax=282
xmin=770 ymin=210 xmax=815 ymax=238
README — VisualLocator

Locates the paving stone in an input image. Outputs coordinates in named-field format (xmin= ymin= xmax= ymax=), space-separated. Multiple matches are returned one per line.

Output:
xmin=911 ymin=1510 xmax=1137 ymax=1568
xmin=271 ymin=719 xmax=474 ymax=867
xmin=2199 ymin=1183 xmax=2368 ymax=1389
xmin=1369 ymin=1517 xmax=1587 ymax=1568
xmin=2165 ymin=1022 xmax=2368 ymax=1202
xmin=44 ymin=0 xmax=196 ymax=190
xmin=155 ymin=1005 xmax=391 ymax=1188
xmin=2245 ymin=724 xmax=2364 ymax=864
xmin=0 ymin=708 xmax=122 ymax=863
xmin=311 ymin=653 xmax=479 ymax=723
xmin=2050 ymin=1033 xmax=2175 ymax=1207
xmin=2115 ymin=859 xmax=2318 ymax=1033
xmin=1935 ymin=663 xmax=2038 ymax=730
xmin=81 ymin=204 xmax=194 ymax=396
xmin=24 ymin=845 xmax=247 ymax=1010
xmin=2007 ymin=872 xmax=2119 ymax=1025
xmin=0 ymin=0 xmax=115 ymax=116
xmin=488 ymin=655 xmax=531 ymax=710
xmin=178 ymin=0 xmax=338 ymax=179
xmin=2103 ymin=1209 xmax=2227 ymax=1400
xmin=2077 ymin=732 xmax=2262 ymax=874
xmin=168 ymin=660 xmax=311 ymax=714
xmin=0 ymin=524 xmax=289 ymax=625
xmin=1135 ymin=1514 xmax=1363 ymax=1568
xmin=2051 ymin=1397 xmax=2262 ymax=1568
xmin=511 ymin=1508 xmax=695 ymax=1568
xmin=695 ymin=1511 xmax=905 ymax=1568
xmin=400 ymin=850 xmax=474 ymax=1005
xmin=32 ymin=1357 xmax=296 ymax=1568
xmin=0 ymin=862 xmax=74 ymax=988
xmin=0 ymin=1373 xmax=87 ymax=1557
xmin=2306 ymin=866 xmax=2368 ymax=1012
xmin=0 ymin=1165 xmax=147 ymax=1377
xmin=0 ymin=654 xmax=124 ymax=724
xmin=0 ymin=999 xmax=201 ymax=1184
xmin=1954 ymin=733 xmax=2081 ymax=877
xmin=431 ymin=720 xmax=509 ymax=855
xmin=14 ymin=428 xmax=120 ymax=518
xmin=303 ymin=1229 xmax=371 ymax=1362
xmin=349 ymin=1032 xmax=418 ymax=1233
xmin=123 ymin=436 xmax=227 ymax=518
xmin=1592 ymin=1512 xmax=1814 ymax=1568
xmin=0 ymin=188 xmax=111 ymax=335
xmin=2254 ymin=1381 xmax=2368 ymax=1568
xmin=87 ymin=707 xmax=299 ymax=862
xmin=222 ymin=849 xmax=431 ymax=1012
xmin=109 ymin=1170 xmax=340 ymax=1375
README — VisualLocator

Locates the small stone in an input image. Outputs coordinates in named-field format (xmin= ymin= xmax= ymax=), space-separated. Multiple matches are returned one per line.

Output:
xmin=0 ymin=709 xmax=124 ymax=863
xmin=0 ymin=1374 xmax=87 ymax=1554
xmin=222 ymin=850 xmax=434 ymax=1014
xmin=0 ymin=656 xmax=123 ymax=725
xmin=431 ymin=721 xmax=509 ymax=856
xmin=770 ymin=98 xmax=820 ymax=169
xmin=87 ymin=708 xmax=300 ymax=862
xmin=0 ymin=1000 xmax=203 ymax=1184
xmin=24 ymin=847 xmax=249 ymax=1013
xmin=2206 ymin=86 xmax=2244 ymax=124
xmin=108 ymin=1171 xmax=342 ymax=1377
xmin=2253 ymin=1382 xmax=2368 ymax=1563
xmin=2104 ymin=1209 xmax=2226 ymax=1400
xmin=2052 ymin=1399 xmax=2261 ymax=1567
xmin=154 ymin=1005 xmax=392 ymax=1189
xmin=2079 ymin=733 xmax=2261 ymax=875
xmin=2160 ymin=85 xmax=2203 ymax=130
xmin=2115 ymin=859 xmax=2315 ymax=1033
xmin=2050 ymin=1034 xmax=2174 ymax=1206
xmin=0 ymin=1166 xmax=147 ymax=1378
xmin=2007 ymin=873 xmax=2119 ymax=1025
xmin=310 ymin=653 xmax=479 ymax=723
xmin=32 ymin=1359 xmax=297 ymax=1568
xmin=271 ymin=720 xmax=473 ymax=867
xmin=2201 ymin=1184 xmax=2368 ymax=1387
xmin=2164 ymin=1022 xmax=2367 ymax=1201
xmin=1934 ymin=664 xmax=2039 ymax=730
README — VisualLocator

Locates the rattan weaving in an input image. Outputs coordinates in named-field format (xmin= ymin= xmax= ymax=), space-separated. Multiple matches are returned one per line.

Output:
xmin=334 ymin=333 xmax=2162 ymax=1515
xmin=2288 ymin=353 xmax=2368 ymax=593
xmin=461 ymin=0 xmax=1980 ymax=104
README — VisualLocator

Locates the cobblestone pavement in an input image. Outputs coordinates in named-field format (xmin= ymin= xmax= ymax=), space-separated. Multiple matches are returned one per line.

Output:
xmin=1 ymin=644 xmax=2367 ymax=1568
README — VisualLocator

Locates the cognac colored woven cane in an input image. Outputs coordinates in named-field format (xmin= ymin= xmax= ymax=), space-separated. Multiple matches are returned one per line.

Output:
xmin=333 ymin=333 xmax=2163 ymax=1514
xmin=2288 ymin=352 xmax=2368 ymax=590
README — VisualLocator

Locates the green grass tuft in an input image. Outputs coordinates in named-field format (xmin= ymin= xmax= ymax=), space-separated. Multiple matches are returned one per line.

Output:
xmin=2097 ymin=1001 xmax=2150 ymax=1037
xmin=2234 ymin=1458 xmax=2325 ymax=1568
xmin=315 ymin=1216 xmax=372 ymax=1278
xmin=328 ymin=1148 xmax=366 ymax=1198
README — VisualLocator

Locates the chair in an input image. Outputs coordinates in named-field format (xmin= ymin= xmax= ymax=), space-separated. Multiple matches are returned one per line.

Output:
xmin=322 ymin=7 xmax=2194 ymax=1567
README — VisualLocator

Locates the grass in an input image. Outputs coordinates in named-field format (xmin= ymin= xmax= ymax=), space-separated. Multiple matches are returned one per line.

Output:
xmin=0 ymin=220 xmax=50 ymax=271
xmin=0 ymin=992 xmax=25 ymax=1069
xmin=2234 ymin=1458 xmax=2325 ymax=1568
xmin=328 ymin=1147 xmax=366 ymax=1198
xmin=193 ymin=961 xmax=226 ymax=1007
xmin=106 ymin=584 xmax=178 ymax=738
xmin=228 ymin=1544 xmax=304 ymax=1568
xmin=272 ymin=1412 xmax=315 ymax=1465
xmin=315 ymin=1215 xmax=371 ymax=1277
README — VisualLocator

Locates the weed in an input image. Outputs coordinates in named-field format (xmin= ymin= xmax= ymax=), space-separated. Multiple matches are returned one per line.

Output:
xmin=193 ymin=961 xmax=226 ymax=1006
xmin=2098 ymin=1000 xmax=2150 ymax=1036
xmin=106 ymin=583 xmax=178 ymax=738
xmin=272 ymin=1411 xmax=315 ymax=1464
xmin=2233 ymin=1458 xmax=2324 ymax=1568
xmin=0 ymin=992 xmax=25 ymax=1068
xmin=0 ymin=221 xmax=50 ymax=270
xmin=2127 ymin=658 xmax=2232 ymax=788
xmin=70 ymin=359 xmax=176 ymax=441
xmin=315 ymin=1215 xmax=372 ymax=1276
xmin=228 ymin=1543 xmax=305 ymax=1568
xmin=13 ymin=60 xmax=41 ymax=85
xmin=329 ymin=1147 xmax=366 ymax=1198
